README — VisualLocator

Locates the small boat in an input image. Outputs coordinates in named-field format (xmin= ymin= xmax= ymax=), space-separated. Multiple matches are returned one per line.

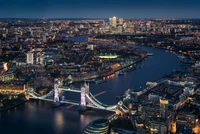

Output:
xmin=119 ymin=72 xmax=126 ymax=75
xmin=95 ymin=79 xmax=105 ymax=84
xmin=146 ymin=52 xmax=153 ymax=56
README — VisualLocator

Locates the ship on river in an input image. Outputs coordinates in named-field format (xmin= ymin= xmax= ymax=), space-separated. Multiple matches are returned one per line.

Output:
xmin=146 ymin=52 xmax=153 ymax=56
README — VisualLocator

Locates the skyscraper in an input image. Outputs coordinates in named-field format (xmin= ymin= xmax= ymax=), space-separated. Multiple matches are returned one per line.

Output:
xmin=109 ymin=16 xmax=117 ymax=28
xmin=112 ymin=16 xmax=117 ymax=28
xmin=26 ymin=51 xmax=34 ymax=64
xmin=119 ymin=18 xmax=124 ymax=25
xmin=109 ymin=18 xmax=112 ymax=26
xmin=159 ymin=98 xmax=168 ymax=120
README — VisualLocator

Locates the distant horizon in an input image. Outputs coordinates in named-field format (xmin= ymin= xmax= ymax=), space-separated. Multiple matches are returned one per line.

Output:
xmin=1 ymin=17 xmax=200 ymax=20
xmin=0 ymin=0 xmax=199 ymax=19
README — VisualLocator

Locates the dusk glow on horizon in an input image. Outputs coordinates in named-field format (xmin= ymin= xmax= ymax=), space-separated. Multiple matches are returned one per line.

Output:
xmin=0 ymin=0 xmax=199 ymax=18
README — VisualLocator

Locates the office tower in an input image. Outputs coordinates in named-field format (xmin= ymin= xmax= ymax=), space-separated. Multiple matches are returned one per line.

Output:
xmin=119 ymin=18 xmax=124 ymax=25
xmin=0 ymin=39 xmax=2 ymax=56
xmin=160 ymin=98 xmax=168 ymax=119
xmin=112 ymin=16 xmax=117 ymax=28
xmin=109 ymin=16 xmax=117 ymax=28
xmin=27 ymin=51 xmax=34 ymax=64
xmin=109 ymin=18 xmax=112 ymax=26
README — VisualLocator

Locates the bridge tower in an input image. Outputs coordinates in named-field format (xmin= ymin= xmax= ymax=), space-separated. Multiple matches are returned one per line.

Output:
xmin=80 ymin=82 xmax=89 ymax=106
xmin=54 ymin=79 xmax=59 ymax=102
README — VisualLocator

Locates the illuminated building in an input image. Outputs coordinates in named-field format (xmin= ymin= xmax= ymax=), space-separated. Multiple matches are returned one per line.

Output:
xmin=87 ymin=44 xmax=94 ymax=50
xmin=193 ymin=120 xmax=200 ymax=134
xmin=81 ymin=82 xmax=89 ymax=106
xmin=109 ymin=16 xmax=117 ymax=28
xmin=3 ymin=62 xmax=8 ymax=72
xmin=98 ymin=53 xmax=119 ymax=59
xmin=54 ymin=79 xmax=59 ymax=102
xmin=149 ymin=117 xmax=166 ymax=134
xmin=83 ymin=118 xmax=109 ymax=134
xmin=26 ymin=51 xmax=34 ymax=64
xmin=112 ymin=16 xmax=117 ymax=28
xmin=118 ymin=18 xmax=124 ymax=25
xmin=0 ymin=72 xmax=15 ymax=81
xmin=159 ymin=98 xmax=168 ymax=119
xmin=109 ymin=18 xmax=112 ymax=26
xmin=171 ymin=119 xmax=176 ymax=134
xmin=0 ymin=82 xmax=27 ymax=95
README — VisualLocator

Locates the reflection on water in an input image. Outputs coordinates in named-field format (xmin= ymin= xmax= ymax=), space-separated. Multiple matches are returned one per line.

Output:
xmin=53 ymin=109 xmax=65 ymax=134
xmin=80 ymin=114 xmax=89 ymax=131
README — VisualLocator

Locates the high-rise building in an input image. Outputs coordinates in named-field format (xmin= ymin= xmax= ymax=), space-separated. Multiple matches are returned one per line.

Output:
xmin=119 ymin=18 xmax=124 ymax=25
xmin=109 ymin=16 xmax=117 ymax=28
xmin=109 ymin=18 xmax=112 ymax=26
xmin=160 ymin=98 xmax=168 ymax=119
xmin=112 ymin=16 xmax=117 ymax=28
xmin=26 ymin=51 xmax=34 ymax=64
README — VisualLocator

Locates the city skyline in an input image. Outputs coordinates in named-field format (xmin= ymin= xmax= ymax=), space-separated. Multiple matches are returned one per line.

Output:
xmin=0 ymin=0 xmax=200 ymax=19
xmin=1 ymin=9 xmax=200 ymax=133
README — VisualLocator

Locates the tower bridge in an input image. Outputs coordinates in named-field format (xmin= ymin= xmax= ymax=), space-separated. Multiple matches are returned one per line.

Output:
xmin=26 ymin=80 xmax=123 ymax=112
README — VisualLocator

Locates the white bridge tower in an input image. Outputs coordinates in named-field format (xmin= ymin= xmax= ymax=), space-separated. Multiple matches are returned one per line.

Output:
xmin=80 ymin=82 xmax=89 ymax=106
xmin=54 ymin=79 xmax=59 ymax=102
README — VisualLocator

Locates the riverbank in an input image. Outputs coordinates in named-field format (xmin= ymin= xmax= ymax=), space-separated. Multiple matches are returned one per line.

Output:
xmin=112 ymin=56 xmax=145 ymax=72
xmin=88 ymin=35 xmax=195 ymax=62
xmin=72 ymin=56 xmax=146 ymax=83
xmin=0 ymin=100 xmax=27 ymax=112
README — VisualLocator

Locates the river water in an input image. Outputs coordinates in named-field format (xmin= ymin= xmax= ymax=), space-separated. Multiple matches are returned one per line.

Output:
xmin=0 ymin=36 xmax=186 ymax=134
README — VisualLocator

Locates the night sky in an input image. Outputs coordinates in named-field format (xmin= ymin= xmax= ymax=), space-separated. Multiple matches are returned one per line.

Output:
xmin=0 ymin=0 xmax=199 ymax=18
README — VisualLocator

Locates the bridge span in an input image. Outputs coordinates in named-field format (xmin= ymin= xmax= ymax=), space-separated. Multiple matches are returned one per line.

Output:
xmin=26 ymin=80 xmax=122 ymax=112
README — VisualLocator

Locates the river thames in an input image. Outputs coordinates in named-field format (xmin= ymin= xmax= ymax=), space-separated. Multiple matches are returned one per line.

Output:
xmin=0 ymin=36 xmax=186 ymax=134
